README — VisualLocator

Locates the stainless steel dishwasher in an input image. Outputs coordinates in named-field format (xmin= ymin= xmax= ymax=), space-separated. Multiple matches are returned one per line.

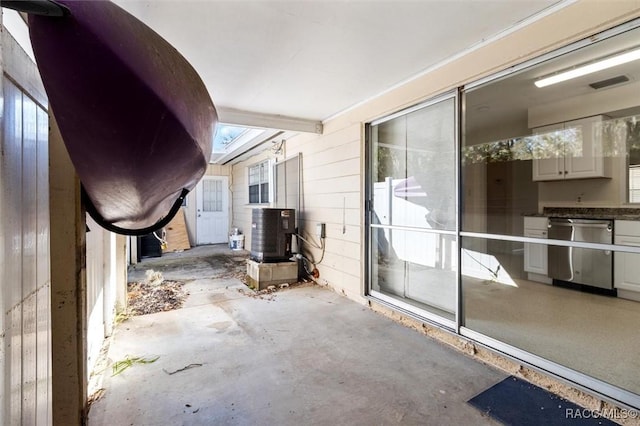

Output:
xmin=547 ymin=218 xmax=613 ymax=289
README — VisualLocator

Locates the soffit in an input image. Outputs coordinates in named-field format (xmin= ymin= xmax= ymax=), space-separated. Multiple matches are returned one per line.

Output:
xmin=113 ymin=0 xmax=561 ymax=124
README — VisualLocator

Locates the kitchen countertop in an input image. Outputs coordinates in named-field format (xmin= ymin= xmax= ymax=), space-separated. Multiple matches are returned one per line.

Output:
xmin=525 ymin=207 xmax=640 ymax=220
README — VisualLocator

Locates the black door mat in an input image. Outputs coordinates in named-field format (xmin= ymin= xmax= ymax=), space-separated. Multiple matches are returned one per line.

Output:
xmin=468 ymin=376 xmax=617 ymax=425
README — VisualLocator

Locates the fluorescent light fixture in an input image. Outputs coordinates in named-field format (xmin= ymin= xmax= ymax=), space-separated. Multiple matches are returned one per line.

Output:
xmin=535 ymin=47 xmax=640 ymax=88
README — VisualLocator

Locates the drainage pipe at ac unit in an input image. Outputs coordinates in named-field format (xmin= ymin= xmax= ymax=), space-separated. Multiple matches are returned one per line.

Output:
xmin=292 ymin=231 xmax=325 ymax=280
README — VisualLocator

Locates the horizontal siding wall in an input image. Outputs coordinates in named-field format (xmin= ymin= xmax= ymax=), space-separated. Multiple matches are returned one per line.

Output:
xmin=230 ymin=125 xmax=364 ymax=301
xmin=205 ymin=164 xmax=230 ymax=176
xmin=290 ymin=124 xmax=362 ymax=300
xmin=229 ymin=1 xmax=640 ymax=305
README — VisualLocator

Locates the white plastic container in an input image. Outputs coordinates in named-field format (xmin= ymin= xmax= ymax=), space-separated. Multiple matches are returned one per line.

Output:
xmin=229 ymin=234 xmax=245 ymax=250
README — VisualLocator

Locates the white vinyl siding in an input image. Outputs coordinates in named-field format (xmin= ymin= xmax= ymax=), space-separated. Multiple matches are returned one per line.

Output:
xmin=283 ymin=125 xmax=363 ymax=299
xmin=1 ymin=76 xmax=51 ymax=425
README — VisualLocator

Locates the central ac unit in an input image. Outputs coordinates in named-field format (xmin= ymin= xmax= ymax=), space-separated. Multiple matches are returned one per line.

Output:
xmin=250 ymin=208 xmax=295 ymax=262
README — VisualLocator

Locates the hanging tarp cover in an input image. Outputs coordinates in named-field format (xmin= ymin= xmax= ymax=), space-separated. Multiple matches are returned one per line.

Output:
xmin=28 ymin=0 xmax=217 ymax=235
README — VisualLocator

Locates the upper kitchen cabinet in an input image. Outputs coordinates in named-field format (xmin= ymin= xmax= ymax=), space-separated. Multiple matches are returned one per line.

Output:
xmin=627 ymin=115 xmax=640 ymax=203
xmin=532 ymin=115 xmax=611 ymax=181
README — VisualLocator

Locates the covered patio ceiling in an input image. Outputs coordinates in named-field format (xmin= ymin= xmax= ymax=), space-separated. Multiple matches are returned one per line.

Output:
xmin=113 ymin=0 xmax=564 ymax=162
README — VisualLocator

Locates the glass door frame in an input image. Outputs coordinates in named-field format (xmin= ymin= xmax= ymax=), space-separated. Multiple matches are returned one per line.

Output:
xmin=364 ymin=18 xmax=640 ymax=410
xmin=457 ymin=19 xmax=640 ymax=410
xmin=364 ymin=90 xmax=460 ymax=331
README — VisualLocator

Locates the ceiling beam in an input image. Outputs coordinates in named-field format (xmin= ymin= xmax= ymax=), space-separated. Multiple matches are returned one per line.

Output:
xmin=217 ymin=107 xmax=323 ymax=134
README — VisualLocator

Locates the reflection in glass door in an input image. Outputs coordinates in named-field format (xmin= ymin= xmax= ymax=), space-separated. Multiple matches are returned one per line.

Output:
xmin=367 ymin=94 xmax=458 ymax=324
xmin=460 ymin=22 xmax=640 ymax=406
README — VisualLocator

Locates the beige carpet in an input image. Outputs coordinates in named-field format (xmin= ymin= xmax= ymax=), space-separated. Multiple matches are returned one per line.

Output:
xmin=374 ymin=253 xmax=640 ymax=395
xmin=464 ymin=277 xmax=640 ymax=395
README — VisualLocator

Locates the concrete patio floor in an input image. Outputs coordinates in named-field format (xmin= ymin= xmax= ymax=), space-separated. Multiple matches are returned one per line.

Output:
xmin=88 ymin=244 xmax=505 ymax=425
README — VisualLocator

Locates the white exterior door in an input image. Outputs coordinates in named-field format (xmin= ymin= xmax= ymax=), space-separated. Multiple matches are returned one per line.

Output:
xmin=196 ymin=176 xmax=229 ymax=245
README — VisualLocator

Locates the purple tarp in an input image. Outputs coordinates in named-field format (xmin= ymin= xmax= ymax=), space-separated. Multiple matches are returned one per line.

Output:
xmin=29 ymin=0 xmax=217 ymax=234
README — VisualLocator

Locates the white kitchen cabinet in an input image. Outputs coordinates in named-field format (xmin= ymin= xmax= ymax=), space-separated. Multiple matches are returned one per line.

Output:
xmin=532 ymin=115 xmax=611 ymax=181
xmin=524 ymin=217 xmax=551 ymax=283
xmin=614 ymin=220 xmax=640 ymax=301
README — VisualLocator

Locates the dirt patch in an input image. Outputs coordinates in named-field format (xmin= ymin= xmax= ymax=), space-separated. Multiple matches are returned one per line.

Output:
xmin=203 ymin=255 xmax=248 ymax=281
xmin=127 ymin=280 xmax=188 ymax=315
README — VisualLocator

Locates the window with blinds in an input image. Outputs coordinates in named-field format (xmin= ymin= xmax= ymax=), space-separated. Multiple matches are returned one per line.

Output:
xmin=248 ymin=160 xmax=270 ymax=204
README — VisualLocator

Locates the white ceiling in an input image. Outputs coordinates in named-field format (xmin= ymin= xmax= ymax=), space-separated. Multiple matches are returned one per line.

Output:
xmin=465 ymin=24 xmax=640 ymax=141
xmin=113 ymin=0 xmax=562 ymax=126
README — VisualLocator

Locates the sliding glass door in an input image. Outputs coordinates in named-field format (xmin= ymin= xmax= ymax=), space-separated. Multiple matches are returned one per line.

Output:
xmin=365 ymin=21 xmax=640 ymax=409
xmin=367 ymin=94 xmax=458 ymax=325
xmin=460 ymin=23 xmax=640 ymax=405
